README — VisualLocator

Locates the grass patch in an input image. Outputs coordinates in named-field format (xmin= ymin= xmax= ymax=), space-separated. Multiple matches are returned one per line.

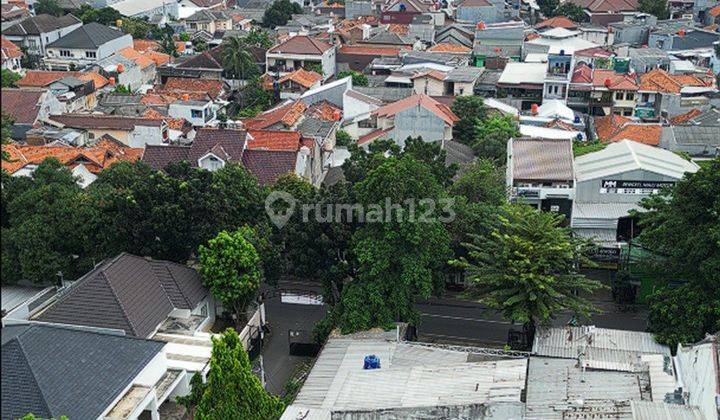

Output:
xmin=573 ymin=140 xmax=607 ymax=157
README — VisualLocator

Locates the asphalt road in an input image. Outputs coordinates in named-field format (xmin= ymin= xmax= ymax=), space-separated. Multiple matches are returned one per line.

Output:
xmin=259 ymin=273 xmax=649 ymax=393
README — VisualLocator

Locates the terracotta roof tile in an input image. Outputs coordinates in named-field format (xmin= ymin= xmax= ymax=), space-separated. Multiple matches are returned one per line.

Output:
xmin=594 ymin=114 xmax=661 ymax=145
xmin=338 ymin=45 xmax=402 ymax=56
xmin=638 ymin=69 xmax=709 ymax=94
xmin=387 ymin=24 xmax=409 ymax=35
xmin=373 ymin=94 xmax=459 ymax=125
xmin=427 ymin=43 xmax=472 ymax=53
xmin=526 ymin=33 xmax=541 ymax=41
xmin=1 ymin=89 xmax=44 ymax=125
xmin=242 ymin=101 xmax=307 ymax=130
xmin=1 ymin=140 xmax=142 ymax=175
xmin=246 ymin=129 xmax=302 ymax=151
xmin=709 ymin=4 xmax=720 ymax=16
xmin=571 ymin=62 xmax=593 ymax=84
xmin=669 ymin=108 xmax=703 ymax=125
xmin=268 ymin=35 xmax=333 ymax=55
xmin=278 ymin=68 xmax=323 ymax=89
xmin=535 ymin=16 xmax=578 ymax=30
xmin=143 ymin=109 xmax=190 ymax=131
xmin=17 ymin=70 xmax=108 ymax=89
xmin=592 ymin=69 xmax=638 ymax=91
xmin=358 ymin=127 xmax=392 ymax=145
xmin=307 ymin=101 xmax=342 ymax=121
xmin=241 ymin=149 xmax=297 ymax=185
xmin=1 ymin=36 xmax=22 ymax=60
xmin=410 ymin=69 xmax=447 ymax=81
xmin=160 ymin=78 xmax=225 ymax=99
xmin=118 ymin=47 xmax=155 ymax=70
xmin=133 ymin=39 xmax=160 ymax=52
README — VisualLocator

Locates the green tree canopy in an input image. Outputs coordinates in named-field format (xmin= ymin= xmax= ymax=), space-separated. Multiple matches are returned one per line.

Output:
xmin=538 ymin=0 xmax=559 ymax=17
xmin=330 ymin=156 xmax=453 ymax=333
xmin=337 ymin=70 xmax=368 ymax=86
xmin=262 ymin=0 xmax=303 ymax=27
xmin=453 ymin=204 xmax=604 ymax=334
xmin=193 ymin=329 xmax=285 ymax=419
xmin=472 ymin=115 xmax=520 ymax=162
xmin=450 ymin=159 xmax=506 ymax=206
xmin=199 ymin=227 xmax=262 ymax=322
xmin=221 ymin=36 xmax=260 ymax=80
xmin=451 ymin=95 xmax=487 ymax=146
xmin=34 ymin=0 xmax=63 ymax=16
xmin=2 ymin=69 xmax=21 ymax=88
xmin=77 ymin=5 xmax=122 ymax=25
xmin=637 ymin=0 xmax=669 ymax=19
xmin=552 ymin=3 xmax=588 ymax=21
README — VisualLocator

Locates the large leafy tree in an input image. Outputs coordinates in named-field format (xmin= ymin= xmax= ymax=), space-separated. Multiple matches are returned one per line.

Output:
xmin=262 ymin=0 xmax=303 ymax=28
xmin=637 ymin=0 xmax=669 ymax=19
xmin=450 ymin=159 xmax=506 ymax=206
xmin=2 ymin=69 xmax=21 ymax=88
xmin=192 ymin=329 xmax=284 ymax=419
xmin=472 ymin=115 xmax=520 ymax=162
xmin=331 ymin=156 xmax=453 ymax=333
xmin=453 ymin=204 xmax=604 ymax=335
xmin=199 ymin=227 xmax=262 ymax=323
xmin=538 ymin=0 xmax=559 ymax=17
xmin=34 ymin=0 xmax=63 ymax=15
xmin=451 ymin=96 xmax=487 ymax=146
xmin=1 ymin=159 xmax=96 ymax=285
xmin=337 ymin=70 xmax=368 ymax=86
xmin=635 ymin=159 xmax=720 ymax=346
xmin=222 ymin=36 xmax=260 ymax=81
xmin=552 ymin=3 xmax=588 ymax=21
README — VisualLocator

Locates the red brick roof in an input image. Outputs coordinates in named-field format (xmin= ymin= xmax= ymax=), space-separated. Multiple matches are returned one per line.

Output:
xmin=17 ymin=70 xmax=108 ymax=89
xmin=639 ymin=69 xmax=710 ymax=94
xmin=592 ymin=69 xmax=638 ymax=91
xmin=160 ymin=77 xmax=225 ymax=100
xmin=594 ymin=114 xmax=661 ymax=145
xmin=278 ymin=68 xmax=323 ymax=89
xmin=246 ymin=129 xmax=302 ymax=151
xmin=669 ymin=108 xmax=703 ymax=125
xmin=338 ymin=45 xmax=402 ymax=56
xmin=241 ymin=149 xmax=298 ymax=186
xmin=571 ymin=63 xmax=593 ymax=84
xmin=268 ymin=35 xmax=333 ymax=55
xmin=535 ymin=16 xmax=578 ymax=30
xmin=143 ymin=109 xmax=191 ymax=132
xmin=1 ymin=138 xmax=142 ymax=175
xmin=307 ymin=101 xmax=342 ymax=121
xmin=426 ymin=43 xmax=472 ymax=53
xmin=1 ymin=36 xmax=22 ymax=61
xmin=569 ymin=0 xmax=637 ymax=13
xmin=373 ymin=94 xmax=459 ymax=125
xmin=242 ymin=101 xmax=307 ymax=130
xmin=1 ymin=89 xmax=43 ymax=125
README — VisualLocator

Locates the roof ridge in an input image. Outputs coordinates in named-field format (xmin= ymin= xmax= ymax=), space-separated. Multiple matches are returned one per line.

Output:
xmin=11 ymin=335 xmax=53 ymax=417
xmin=156 ymin=261 xmax=193 ymax=309
xmin=98 ymin=263 xmax=140 ymax=337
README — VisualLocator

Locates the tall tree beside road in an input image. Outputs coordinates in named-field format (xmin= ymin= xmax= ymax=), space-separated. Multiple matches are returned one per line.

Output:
xmin=199 ymin=227 xmax=262 ymax=324
xmin=636 ymin=158 xmax=720 ymax=347
xmin=453 ymin=204 xmax=604 ymax=337
xmin=191 ymin=329 xmax=285 ymax=420
xmin=451 ymin=96 xmax=487 ymax=146
xmin=330 ymin=156 xmax=453 ymax=333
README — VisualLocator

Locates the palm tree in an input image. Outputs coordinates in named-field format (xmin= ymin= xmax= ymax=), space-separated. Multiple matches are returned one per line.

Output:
xmin=221 ymin=37 xmax=259 ymax=83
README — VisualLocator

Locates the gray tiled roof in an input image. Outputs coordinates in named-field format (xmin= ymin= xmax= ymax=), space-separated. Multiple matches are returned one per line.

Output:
xmin=4 ymin=14 xmax=80 ymax=36
xmin=354 ymin=86 xmax=414 ymax=103
xmin=298 ymin=116 xmax=336 ymax=139
xmin=34 ymin=253 xmax=205 ymax=337
xmin=47 ymin=22 xmax=126 ymax=49
xmin=1 ymin=323 xmax=164 ymax=420
xmin=511 ymin=137 xmax=573 ymax=181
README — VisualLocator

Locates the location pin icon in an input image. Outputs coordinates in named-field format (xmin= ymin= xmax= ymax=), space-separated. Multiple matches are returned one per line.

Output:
xmin=265 ymin=190 xmax=297 ymax=229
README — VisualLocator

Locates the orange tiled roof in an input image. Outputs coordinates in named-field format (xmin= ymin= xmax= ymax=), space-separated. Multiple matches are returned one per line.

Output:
xmin=162 ymin=77 xmax=225 ymax=99
xmin=246 ymin=129 xmax=302 ymax=151
xmin=594 ymin=114 xmax=661 ymax=145
xmin=709 ymin=4 xmax=720 ymax=16
xmin=242 ymin=101 xmax=308 ymax=129
xmin=143 ymin=109 xmax=189 ymax=131
xmin=669 ymin=108 xmax=703 ymax=125
xmin=545 ymin=119 xmax=576 ymax=131
xmin=535 ymin=16 xmax=578 ymax=30
xmin=133 ymin=39 xmax=160 ymax=52
xmin=17 ymin=70 xmax=108 ymax=89
xmin=426 ymin=43 xmax=472 ymax=53
xmin=374 ymin=94 xmax=459 ymax=125
xmin=142 ymin=91 xmax=209 ymax=104
xmin=1 ymin=141 xmax=142 ymax=175
xmin=639 ymin=69 xmax=709 ymax=94
xmin=338 ymin=45 xmax=403 ymax=56
xmin=592 ymin=69 xmax=638 ymax=91
xmin=410 ymin=69 xmax=447 ymax=81
xmin=278 ymin=68 xmax=323 ymax=89
xmin=118 ymin=47 xmax=155 ymax=70
xmin=387 ymin=24 xmax=409 ymax=34
xmin=144 ymin=50 xmax=172 ymax=66
xmin=1 ymin=36 xmax=22 ymax=60
xmin=175 ymin=41 xmax=186 ymax=54
xmin=308 ymin=100 xmax=342 ymax=121
xmin=526 ymin=33 xmax=541 ymax=41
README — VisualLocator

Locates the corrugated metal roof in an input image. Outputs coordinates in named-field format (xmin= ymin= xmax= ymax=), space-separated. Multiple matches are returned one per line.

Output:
xmin=511 ymin=138 xmax=574 ymax=181
xmin=571 ymin=202 xmax=643 ymax=221
xmin=675 ymin=335 xmax=720 ymax=420
xmin=525 ymin=357 xmax=642 ymax=420
xmin=532 ymin=326 xmax=671 ymax=372
xmin=293 ymin=336 xmax=526 ymax=412
xmin=630 ymin=401 xmax=706 ymax=420
xmin=1 ymin=286 xmax=47 ymax=313
xmin=574 ymin=140 xmax=699 ymax=182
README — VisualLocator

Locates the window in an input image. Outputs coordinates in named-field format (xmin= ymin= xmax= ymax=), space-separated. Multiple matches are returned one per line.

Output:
xmin=191 ymin=109 xmax=203 ymax=119
xmin=85 ymin=51 xmax=96 ymax=58
xmin=625 ymin=92 xmax=634 ymax=101
xmin=60 ymin=50 xmax=72 ymax=57
xmin=615 ymin=92 xmax=624 ymax=100
xmin=642 ymin=93 xmax=650 ymax=102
